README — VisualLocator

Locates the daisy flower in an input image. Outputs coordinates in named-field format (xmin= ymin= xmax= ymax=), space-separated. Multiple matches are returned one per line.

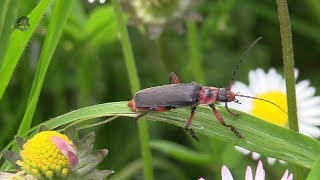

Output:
xmin=228 ymin=68 xmax=320 ymax=164
xmin=220 ymin=160 xmax=293 ymax=180
xmin=1 ymin=126 xmax=113 ymax=179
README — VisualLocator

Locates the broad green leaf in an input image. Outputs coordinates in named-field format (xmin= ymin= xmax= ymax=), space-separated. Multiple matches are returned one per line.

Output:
xmin=2 ymin=102 xmax=320 ymax=168
xmin=307 ymin=156 xmax=320 ymax=180
xmin=0 ymin=0 xmax=51 ymax=101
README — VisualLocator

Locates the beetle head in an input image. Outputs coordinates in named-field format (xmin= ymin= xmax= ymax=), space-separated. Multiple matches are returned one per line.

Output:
xmin=217 ymin=88 xmax=236 ymax=102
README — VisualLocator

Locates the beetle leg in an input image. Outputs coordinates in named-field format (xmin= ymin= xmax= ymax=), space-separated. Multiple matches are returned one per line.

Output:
xmin=209 ymin=104 xmax=244 ymax=138
xmin=169 ymin=72 xmax=180 ymax=84
xmin=225 ymin=102 xmax=240 ymax=116
xmin=135 ymin=106 xmax=172 ymax=125
xmin=185 ymin=107 xmax=200 ymax=142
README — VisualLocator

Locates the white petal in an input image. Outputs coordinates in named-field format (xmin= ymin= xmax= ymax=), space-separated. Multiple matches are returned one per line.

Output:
xmin=88 ymin=0 xmax=95 ymax=3
xmin=221 ymin=165 xmax=234 ymax=180
xmin=297 ymin=86 xmax=316 ymax=101
xmin=254 ymin=161 xmax=265 ymax=180
xmin=299 ymin=124 xmax=320 ymax=138
xmin=280 ymin=170 xmax=289 ymax=180
xmin=279 ymin=160 xmax=286 ymax=164
xmin=255 ymin=69 xmax=268 ymax=92
xmin=296 ymin=80 xmax=310 ymax=95
xmin=249 ymin=69 xmax=264 ymax=94
xmin=252 ymin=152 xmax=261 ymax=160
xmin=288 ymin=173 xmax=293 ymax=180
xmin=232 ymin=81 xmax=254 ymax=95
xmin=245 ymin=166 xmax=253 ymax=180
xmin=299 ymin=107 xmax=320 ymax=117
xmin=267 ymin=68 xmax=283 ymax=90
xmin=298 ymin=117 xmax=320 ymax=125
xmin=235 ymin=146 xmax=251 ymax=155
xmin=99 ymin=0 xmax=107 ymax=3
xmin=298 ymin=96 xmax=320 ymax=109
xmin=266 ymin=157 xmax=276 ymax=165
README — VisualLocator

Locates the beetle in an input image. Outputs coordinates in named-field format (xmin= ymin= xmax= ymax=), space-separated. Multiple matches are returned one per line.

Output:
xmin=128 ymin=37 xmax=286 ymax=141
xmin=16 ymin=16 xmax=30 ymax=31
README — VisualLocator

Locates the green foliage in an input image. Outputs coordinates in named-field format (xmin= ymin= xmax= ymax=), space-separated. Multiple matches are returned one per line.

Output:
xmin=1 ymin=0 xmax=320 ymax=179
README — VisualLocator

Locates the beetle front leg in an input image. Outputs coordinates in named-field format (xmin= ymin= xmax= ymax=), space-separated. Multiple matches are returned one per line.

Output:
xmin=185 ymin=107 xmax=200 ymax=142
xmin=225 ymin=102 xmax=240 ymax=116
xmin=209 ymin=104 xmax=244 ymax=138
xmin=169 ymin=72 xmax=180 ymax=84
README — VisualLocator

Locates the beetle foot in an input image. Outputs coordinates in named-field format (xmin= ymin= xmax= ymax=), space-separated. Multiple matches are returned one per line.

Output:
xmin=185 ymin=127 xmax=200 ymax=142
xmin=227 ymin=125 xmax=244 ymax=139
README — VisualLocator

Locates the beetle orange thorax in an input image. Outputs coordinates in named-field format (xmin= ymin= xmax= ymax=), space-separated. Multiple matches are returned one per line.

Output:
xmin=198 ymin=87 xmax=219 ymax=104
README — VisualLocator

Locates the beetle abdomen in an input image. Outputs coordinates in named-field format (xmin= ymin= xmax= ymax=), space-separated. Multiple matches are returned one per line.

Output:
xmin=134 ymin=82 xmax=202 ymax=108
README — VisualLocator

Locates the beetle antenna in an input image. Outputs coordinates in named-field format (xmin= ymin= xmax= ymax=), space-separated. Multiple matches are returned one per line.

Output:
xmin=235 ymin=94 xmax=287 ymax=114
xmin=227 ymin=37 xmax=262 ymax=91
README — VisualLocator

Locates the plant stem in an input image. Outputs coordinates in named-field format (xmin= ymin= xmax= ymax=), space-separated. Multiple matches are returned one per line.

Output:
xmin=276 ymin=0 xmax=303 ymax=179
xmin=111 ymin=0 xmax=154 ymax=179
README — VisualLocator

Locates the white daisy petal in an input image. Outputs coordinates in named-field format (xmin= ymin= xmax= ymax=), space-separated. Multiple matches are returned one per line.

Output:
xmin=279 ymin=160 xmax=286 ymax=164
xmin=280 ymin=170 xmax=289 ymax=180
xmin=297 ymin=86 xmax=316 ymax=101
xmin=298 ymin=96 xmax=320 ymax=109
xmin=255 ymin=160 xmax=265 ymax=180
xmin=245 ymin=166 xmax=253 ymax=180
xmin=235 ymin=146 xmax=251 ymax=155
xmin=252 ymin=152 xmax=261 ymax=160
xmin=267 ymin=157 xmax=276 ymax=165
xmin=221 ymin=165 xmax=234 ymax=180
xmin=295 ymin=80 xmax=310 ymax=95
xmin=298 ymin=117 xmax=320 ymax=125
xmin=221 ymin=162 xmax=291 ymax=180
xmin=299 ymin=124 xmax=320 ymax=138
xmin=267 ymin=68 xmax=283 ymax=90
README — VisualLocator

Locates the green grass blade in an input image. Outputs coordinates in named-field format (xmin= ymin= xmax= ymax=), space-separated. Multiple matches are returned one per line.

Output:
xmin=0 ymin=0 xmax=51 ymax=101
xmin=111 ymin=0 xmax=154 ymax=179
xmin=17 ymin=0 xmax=73 ymax=137
xmin=2 ymin=102 xmax=319 ymax=169
xmin=150 ymin=140 xmax=212 ymax=164
xmin=307 ymin=156 xmax=320 ymax=180
xmin=0 ymin=0 xmax=17 ymax=62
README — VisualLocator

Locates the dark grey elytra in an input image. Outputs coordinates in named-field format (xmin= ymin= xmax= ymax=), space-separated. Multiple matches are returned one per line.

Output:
xmin=134 ymin=82 xmax=202 ymax=108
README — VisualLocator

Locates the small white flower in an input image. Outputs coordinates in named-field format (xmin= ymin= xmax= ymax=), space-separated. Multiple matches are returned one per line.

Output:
xmin=229 ymin=68 xmax=320 ymax=164
xmin=221 ymin=160 xmax=293 ymax=180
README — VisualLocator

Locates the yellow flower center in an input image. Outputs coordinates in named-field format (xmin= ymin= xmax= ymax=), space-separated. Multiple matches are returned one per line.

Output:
xmin=251 ymin=91 xmax=288 ymax=126
xmin=19 ymin=131 xmax=73 ymax=179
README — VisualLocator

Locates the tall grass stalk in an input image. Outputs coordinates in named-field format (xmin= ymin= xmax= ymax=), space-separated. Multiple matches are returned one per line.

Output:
xmin=111 ymin=0 xmax=154 ymax=179
xmin=276 ymin=0 xmax=303 ymax=179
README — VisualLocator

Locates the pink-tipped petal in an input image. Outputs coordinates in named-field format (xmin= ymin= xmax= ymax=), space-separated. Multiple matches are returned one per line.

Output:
xmin=51 ymin=136 xmax=79 ymax=169
xmin=255 ymin=161 xmax=265 ymax=180
xmin=245 ymin=166 xmax=253 ymax=180
xmin=198 ymin=178 xmax=205 ymax=180
xmin=221 ymin=165 xmax=233 ymax=180
xmin=280 ymin=170 xmax=289 ymax=180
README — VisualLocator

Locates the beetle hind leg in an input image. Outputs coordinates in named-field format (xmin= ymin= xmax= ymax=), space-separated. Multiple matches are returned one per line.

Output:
xmin=185 ymin=107 xmax=200 ymax=142
xmin=210 ymin=104 xmax=244 ymax=138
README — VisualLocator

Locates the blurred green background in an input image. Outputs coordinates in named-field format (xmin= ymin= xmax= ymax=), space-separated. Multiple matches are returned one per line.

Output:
xmin=0 ymin=0 xmax=319 ymax=179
